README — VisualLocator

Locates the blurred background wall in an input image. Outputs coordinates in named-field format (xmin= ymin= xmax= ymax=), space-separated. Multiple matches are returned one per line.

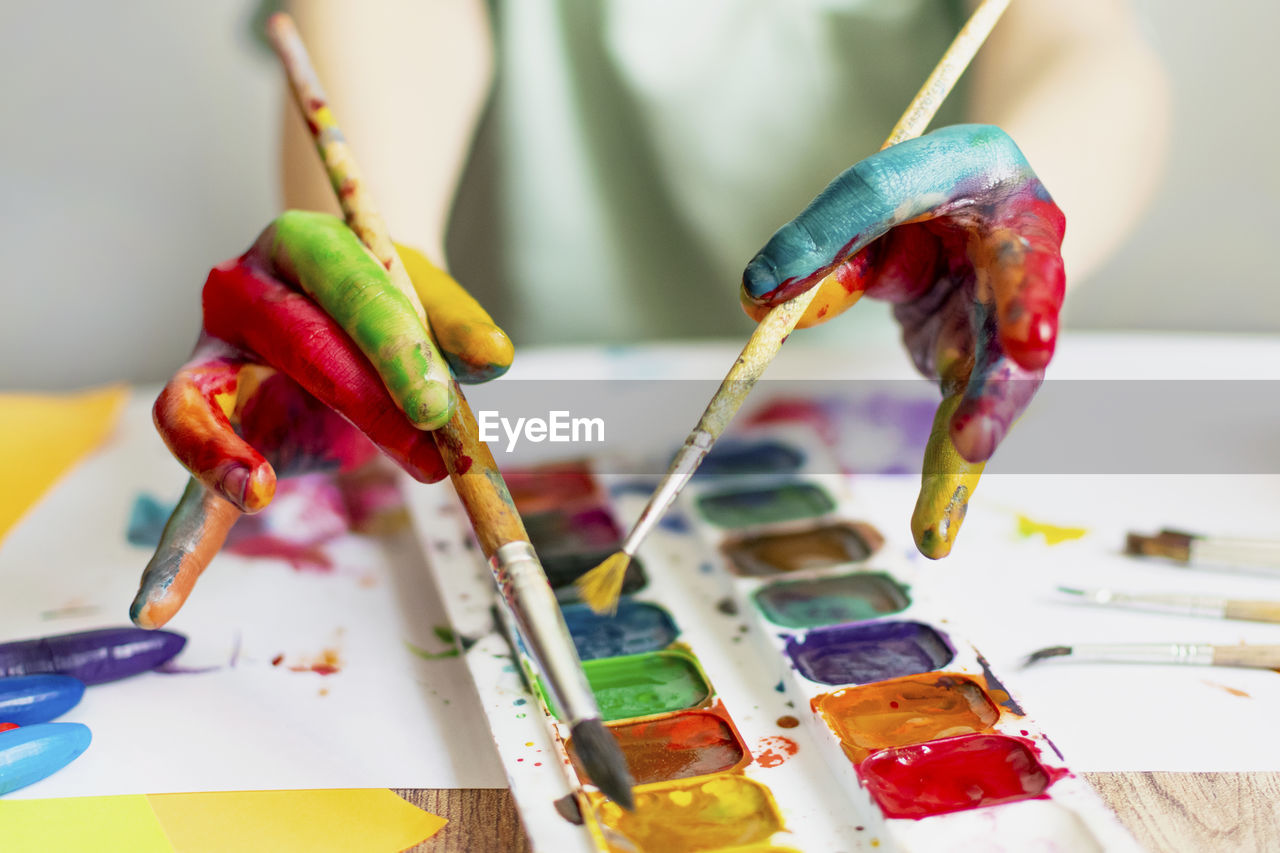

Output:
xmin=1 ymin=0 xmax=1276 ymax=389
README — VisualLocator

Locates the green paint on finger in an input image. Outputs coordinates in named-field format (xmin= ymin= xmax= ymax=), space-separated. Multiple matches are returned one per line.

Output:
xmin=262 ymin=211 xmax=454 ymax=428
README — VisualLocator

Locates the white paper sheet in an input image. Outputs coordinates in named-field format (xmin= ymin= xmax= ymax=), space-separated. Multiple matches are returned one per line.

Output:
xmin=0 ymin=391 xmax=507 ymax=797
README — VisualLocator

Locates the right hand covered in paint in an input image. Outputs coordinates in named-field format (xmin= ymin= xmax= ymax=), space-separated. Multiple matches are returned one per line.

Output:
xmin=132 ymin=211 xmax=513 ymax=628
xmin=739 ymin=125 xmax=1066 ymax=559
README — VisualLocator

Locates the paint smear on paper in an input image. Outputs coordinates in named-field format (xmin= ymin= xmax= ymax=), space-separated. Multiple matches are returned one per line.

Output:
xmin=589 ymin=775 xmax=783 ymax=853
xmin=697 ymin=483 xmax=836 ymax=529
xmin=279 ymin=648 xmax=343 ymax=676
xmin=786 ymin=621 xmax=954 ymax=685
xmin=722 ymin=522 xmax=883 ymax=576
xmin=543 ymin=650 xmax=710 ymax=722
xmin=1203 ymin=681 xmax=1251 ymax=699
xmin=857 ymin=734 xmax=1063 ymax=819
xmin=754 ymin=572 xmax=910 ymax=629
xmin=568 ymin=709 xmax=746 ymax=786
xmin=127 ymin=470 xmax=408 ymax=571
xmin=1015 ymin=514 xmax=1087 ymax=545
xmin=753 ymin=736 xmax=799 ymax=768
xmin=561 ymin=600 xmax=679 ymax=660
xmin=817 ymin=674 xmax=1000 ymax=761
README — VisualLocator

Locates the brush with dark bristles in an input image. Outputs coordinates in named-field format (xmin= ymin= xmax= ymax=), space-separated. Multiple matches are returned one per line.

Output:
xmin=1023 ymin=642 xmax=1280 ymax=669
xmin=267 ymin=14 xmax=633 ymax=808
xmin=574 ymin=0 xmax=1014 ymax=613
xmin=490 ymin=607 xmax=636 ymax=810
xmin=1125 ymin=529 xmax=1280 ymax=575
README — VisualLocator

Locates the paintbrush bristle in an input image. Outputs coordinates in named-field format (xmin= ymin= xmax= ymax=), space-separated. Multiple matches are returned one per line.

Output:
xmin=575 ymin=551 xmax=631 ymax=614
xmin=571 ymin=719 xmax=635 ymax=810
xmin=1022 ymin=645 xmax=1073 ymax=667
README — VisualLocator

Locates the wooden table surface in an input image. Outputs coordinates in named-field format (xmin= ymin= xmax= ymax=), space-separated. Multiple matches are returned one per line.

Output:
xmin=397 ymin=773 xmax=1280 ymax=852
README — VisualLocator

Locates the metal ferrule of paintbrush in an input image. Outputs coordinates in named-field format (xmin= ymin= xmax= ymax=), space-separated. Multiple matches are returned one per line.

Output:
xmin=618 ymin=429 xmax=717 ymax=557
xmin=491 ymin=542 xmax=598 ymax=723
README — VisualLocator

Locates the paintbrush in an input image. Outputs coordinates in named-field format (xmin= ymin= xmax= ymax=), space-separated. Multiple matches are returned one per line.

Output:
xmin=1125 ymin=529 xmax=1280 ymax=575
xmin=265 ymin=14 xmax=634 ymax=809
xmin=1058 ymin=586 xmax=1280 ymax=625
xmin=575 ymin=0 xmax=1014 ymax=612
xmin=1023 ymin=643 xmax=1280 ymax=670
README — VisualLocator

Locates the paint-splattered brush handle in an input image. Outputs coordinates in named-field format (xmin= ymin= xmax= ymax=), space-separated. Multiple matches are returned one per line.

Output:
xmin=620 ymin=290 xmax=817 ymax=556
xmin=265 ymin=13 xmax=601 ymax=731
xmin=622 ymin=0 xmax=1010 ymax=556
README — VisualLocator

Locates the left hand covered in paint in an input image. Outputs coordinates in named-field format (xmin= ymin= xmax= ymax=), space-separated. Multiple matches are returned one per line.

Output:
xmin=740 ymin=125 xmax=1065 ymax=558
xmin=132 ymin=212 xmax=513 ymax=628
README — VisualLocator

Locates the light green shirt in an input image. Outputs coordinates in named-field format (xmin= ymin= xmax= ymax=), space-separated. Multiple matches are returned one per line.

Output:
xmin=447 ymin=0 xmax=968 ymax=346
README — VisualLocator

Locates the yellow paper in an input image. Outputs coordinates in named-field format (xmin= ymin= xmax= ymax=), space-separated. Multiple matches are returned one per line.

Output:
xmin=0 ymin=794 xmax=176 ymax=853
xmin=0 ymin=384 xmax=128 ymax=544
xmin=146 ymin=789 xmax=447 ymax=853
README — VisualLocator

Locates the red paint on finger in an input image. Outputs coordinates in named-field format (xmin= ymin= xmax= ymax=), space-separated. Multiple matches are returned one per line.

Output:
xmin=202 ymin=259 xmax=447 ymax=484
xmin=153 ymin=351 xmax=276 ymax=513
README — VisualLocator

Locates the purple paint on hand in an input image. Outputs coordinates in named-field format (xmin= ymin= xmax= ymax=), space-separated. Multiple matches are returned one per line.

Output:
xmin=0 ymin=628 xmax=187 ymax=685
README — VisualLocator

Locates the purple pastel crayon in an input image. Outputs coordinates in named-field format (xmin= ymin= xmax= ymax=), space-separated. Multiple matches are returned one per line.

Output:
xmin=0 ymin=627 xmax=186 ymax=685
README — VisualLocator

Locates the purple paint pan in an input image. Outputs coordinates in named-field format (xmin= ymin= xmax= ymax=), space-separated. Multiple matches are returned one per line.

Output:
xmin=784 ymin=621 xmax=954 ymax=685
xmin=0 ymin=627 xmax=187 ymax=685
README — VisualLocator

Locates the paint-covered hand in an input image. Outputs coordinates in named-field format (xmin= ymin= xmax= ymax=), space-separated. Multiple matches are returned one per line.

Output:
xmin=740 ymin=125 xmax=1065 ymax=558
xmin=133 ymin=211 xmax=513 ymax=628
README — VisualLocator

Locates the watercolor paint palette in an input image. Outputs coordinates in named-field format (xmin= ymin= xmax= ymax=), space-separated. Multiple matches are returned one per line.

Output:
xmin=405 ymin=425 xmax=1139 ymax=852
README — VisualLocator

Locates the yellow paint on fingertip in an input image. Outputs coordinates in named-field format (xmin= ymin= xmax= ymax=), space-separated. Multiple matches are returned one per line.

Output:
xmin=1015 ymin=514 xmax=1088 ymax=545
xmin=397 ymin=244 xmax=514 ymax=373
xmin=912 ymin=394 xmax=985 ymax=559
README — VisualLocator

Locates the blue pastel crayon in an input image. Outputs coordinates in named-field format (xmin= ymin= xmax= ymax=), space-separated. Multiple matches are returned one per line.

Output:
xmin=0 ymin=627 xmax=186 ymax=685
xmin=0 ymin=675 xmax=86 ymax=725
xmin=0 ymin=722 xmax=92 ymax=795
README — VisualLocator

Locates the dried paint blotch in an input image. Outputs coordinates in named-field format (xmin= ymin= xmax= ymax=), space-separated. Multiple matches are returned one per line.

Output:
xmin=589 ymin=775 xmax=784 ymax=853
xmin=785 ymin=621 xmax=954 ymax=686
xmin=857 ymin=734 xmax=1064 ymax=819
xmin=753 ymin=735 xmax=799 ymax=768
xmin=817 ymin=673 xmax=1000 ymax=761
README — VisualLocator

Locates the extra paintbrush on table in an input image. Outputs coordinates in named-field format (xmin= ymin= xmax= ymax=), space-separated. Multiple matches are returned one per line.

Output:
xmin=265 ymin=14 xmax=634 ymax=808
xmin=1024 ymin=643 xmax=1280 ymax=670
xmin=577 ymin=0 xmax=1013 ymax=613
xmin=1058 ymin=586 xmax=1280 ymax=624
xmin=1126 ymin=528 xmax=1280 ymax=575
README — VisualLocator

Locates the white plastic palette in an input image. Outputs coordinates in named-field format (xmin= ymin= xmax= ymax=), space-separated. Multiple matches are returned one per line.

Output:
xmin=403 ymin=423 xmax=1140 ymax=851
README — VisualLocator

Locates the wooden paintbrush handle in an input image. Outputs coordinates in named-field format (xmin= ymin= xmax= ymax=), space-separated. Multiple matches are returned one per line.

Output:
xmin=432 ymin=384 xmax=529 ymax=557
xmin=1211 ymin=645 xmax=1280 ymax=669
xmin=1223 ymin=601 xmax=1280 ymax=625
